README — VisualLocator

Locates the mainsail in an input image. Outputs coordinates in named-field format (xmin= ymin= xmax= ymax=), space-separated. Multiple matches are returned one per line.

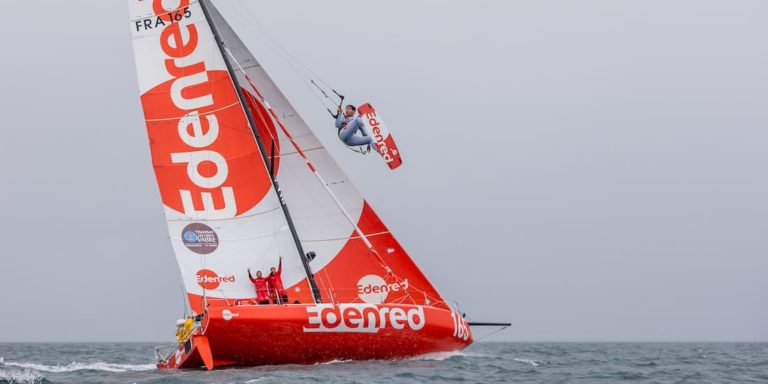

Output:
xmin=130 ymin=0 xmax=448 ymax=312
xmin=130 ymin=0 xmax=313 ymax=310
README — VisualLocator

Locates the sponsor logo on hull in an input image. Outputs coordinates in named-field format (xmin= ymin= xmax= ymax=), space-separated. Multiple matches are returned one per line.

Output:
xmin=303 ymin=304 xmax=425 ymax=333
xmin=222 ymin=309 xmax=239 ymax=321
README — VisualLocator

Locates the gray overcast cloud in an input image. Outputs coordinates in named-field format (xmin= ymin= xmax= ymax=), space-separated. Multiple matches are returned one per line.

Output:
xmin=0 ymin=0 xmax=766 ymax=342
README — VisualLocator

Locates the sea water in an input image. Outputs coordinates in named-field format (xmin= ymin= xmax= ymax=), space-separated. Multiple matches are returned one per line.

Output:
xmin=0 ymin=342 xmax=765 ymax=383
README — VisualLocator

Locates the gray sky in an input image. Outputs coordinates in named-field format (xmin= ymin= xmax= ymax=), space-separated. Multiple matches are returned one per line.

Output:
xmin=0 ymin=0 xmax=766 ymax=342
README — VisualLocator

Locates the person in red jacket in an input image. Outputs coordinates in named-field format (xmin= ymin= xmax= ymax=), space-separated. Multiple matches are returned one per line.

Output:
xmin=247 ymin=269 xmax=270 ymax=305
xmin=267 ymin=256 xmax=289 ymax=304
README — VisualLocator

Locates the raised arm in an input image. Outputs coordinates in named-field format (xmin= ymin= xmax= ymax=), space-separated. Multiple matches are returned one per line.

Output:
xmin=247 ymin=268 xmax=255 ymax=283
xmin=277 ymin=256 xmax=282 ymax=275
xmin=335 ymin=110 xmax=345 ymax=129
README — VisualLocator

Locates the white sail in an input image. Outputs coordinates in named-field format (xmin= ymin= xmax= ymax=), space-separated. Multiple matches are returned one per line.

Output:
xmin=207 ymin=2 xmax=448 ymax=308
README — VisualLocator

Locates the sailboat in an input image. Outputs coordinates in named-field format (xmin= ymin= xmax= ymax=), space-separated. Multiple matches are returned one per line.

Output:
xmin=129 ymin=0 xmax=496 ymax=369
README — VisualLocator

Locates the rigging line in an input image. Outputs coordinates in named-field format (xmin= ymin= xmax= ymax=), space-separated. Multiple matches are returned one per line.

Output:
xmin=474 ymin=325 xmax=511 ymax=342
xmin=213 ymin=2 xmax=312 ymax=82
xmin=200 ymin=255 xmax=207 ymax=313
xmin=280 ymin=145 xmax=325 ymax=157
xmin=228 ymin=0 xmax=337 ymax=91
xmin=384 ymin=268 xmax=442 ymax=307
xmin=309 ymin=80 xmax=332 ymax=101
xmin=167 ymin=206 xmax=283 ymax=222
xmin=216 ymin=4 xmax=433 ymax=307
xmin=280 ymin=160 xmax=351 ymax=231
xmin=173 ymin=230 xmax=291 ymax=242
xmin=228 ymin=7 xmax=311 ymax=81
xmin=317 ymin=269 xmax=337 ymax=305
xmin=179 ymin=272 xmax=189 ymax=318
xmin=243 ymin=91 xmax=278 ymax=144
xmin=224 ymin=48 xmax=378 ymax=253
xmin=218 ymin=0 xmax=339 ymax=109
xmin=301 ymin=231 xmax=391 ymax=243
xmin=223 ymin=49 xmax=418 ymax=297
xmin=272 ymin=130 xmax=322 ymax=142
xmin=214 ymin=5 xmax=335 ymax=112
xmin=144 ymin=101 xmax=241 ymax=122
xmin=219 ymin=7 xmax=338 ymax=113
xmin=201 ymin=0 xmax=322 ymax=304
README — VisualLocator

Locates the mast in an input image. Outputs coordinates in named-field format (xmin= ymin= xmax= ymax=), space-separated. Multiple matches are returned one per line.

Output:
xmin=198 ymin=0 xmax=322 ymax=304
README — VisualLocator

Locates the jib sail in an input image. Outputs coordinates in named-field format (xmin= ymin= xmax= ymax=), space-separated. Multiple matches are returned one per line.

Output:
xmin=207 ymin=2 xmax=449 ymax=309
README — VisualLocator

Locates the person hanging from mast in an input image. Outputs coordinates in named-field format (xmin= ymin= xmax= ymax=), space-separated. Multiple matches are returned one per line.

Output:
xmin=247 ymin=269 xmax=271 ymax=305
xmin=335 ymin=105 xmax=372 ymax=152
xmin=267 ymin=256 xmax=289 ymax=304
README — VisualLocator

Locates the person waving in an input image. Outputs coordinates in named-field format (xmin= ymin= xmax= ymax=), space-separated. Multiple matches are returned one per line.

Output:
xmin=247 ymin=269 xmax=271 ymax=305
xmin=267 ymin=256 xmax=289 ymax=304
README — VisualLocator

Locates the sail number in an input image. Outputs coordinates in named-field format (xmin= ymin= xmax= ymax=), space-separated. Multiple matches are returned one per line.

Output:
xmin=135 ymin=7 xmax=192 ymax=32
xmin=450 ymin=311 xmax=470 ymax=341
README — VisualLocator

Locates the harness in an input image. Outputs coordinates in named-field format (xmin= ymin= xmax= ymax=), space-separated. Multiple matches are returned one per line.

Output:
xmin=331 ymin=93 xmax=370 ymax=155
xmin=335 ymin=116 xmax=369 ymax=155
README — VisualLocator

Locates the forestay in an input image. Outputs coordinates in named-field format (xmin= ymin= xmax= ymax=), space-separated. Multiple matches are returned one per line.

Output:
xmin=207 ymin=2 xmax=448 ymax=308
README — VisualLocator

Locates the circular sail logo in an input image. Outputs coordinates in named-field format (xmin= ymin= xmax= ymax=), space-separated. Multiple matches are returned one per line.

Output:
xmin=356 ymin=275 xmax=411 ymax=304
xmin=357 ymin=275 xmax=389 ymax=304
xmin=182 ymin=223 xmax=219 ymax=254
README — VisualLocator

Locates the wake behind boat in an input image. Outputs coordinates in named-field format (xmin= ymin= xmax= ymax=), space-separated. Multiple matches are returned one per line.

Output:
xmin=129 ymin=0 xmax=501 ymax=370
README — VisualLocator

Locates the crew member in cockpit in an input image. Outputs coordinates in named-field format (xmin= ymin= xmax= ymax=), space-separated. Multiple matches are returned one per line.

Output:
xmin=247 ymin=268 xmax=271 ymax=305
xmin=267 ymin=256 xmax=289 ymax=304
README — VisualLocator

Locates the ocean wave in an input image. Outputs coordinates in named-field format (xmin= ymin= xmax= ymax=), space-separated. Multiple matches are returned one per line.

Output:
xmin=461 ymin=351 xmax=494 ymax=358
xmin=513 ymin=357 xmax=543 ymax=366
xmin=408 ymin=350 xmax=465 ymax=361
xmin=0 ymin=357 xmax=155 ymax=373
xmin=0 ymin=368 xmax=46 ymax=384
xmin=316 ymin=359 xmax=351 ymax=365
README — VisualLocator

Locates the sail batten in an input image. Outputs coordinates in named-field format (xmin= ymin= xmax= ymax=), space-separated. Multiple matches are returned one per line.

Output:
xmin=130 ymin=0 xmax=449 ymax=312
xmin=207 ymin=2 xmax=449 ymax=309
xmin=130 ymin=1 xmax=479 ymax=368
xmin=198 ymin=0 xmax=322 ymax=303
xmin=130 ymin=0 xmax=316 ymax=310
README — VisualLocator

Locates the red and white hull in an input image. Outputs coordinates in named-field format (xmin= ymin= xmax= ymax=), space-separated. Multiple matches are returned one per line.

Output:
xmin=159 ymin=303 xmax=472 ymax=369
